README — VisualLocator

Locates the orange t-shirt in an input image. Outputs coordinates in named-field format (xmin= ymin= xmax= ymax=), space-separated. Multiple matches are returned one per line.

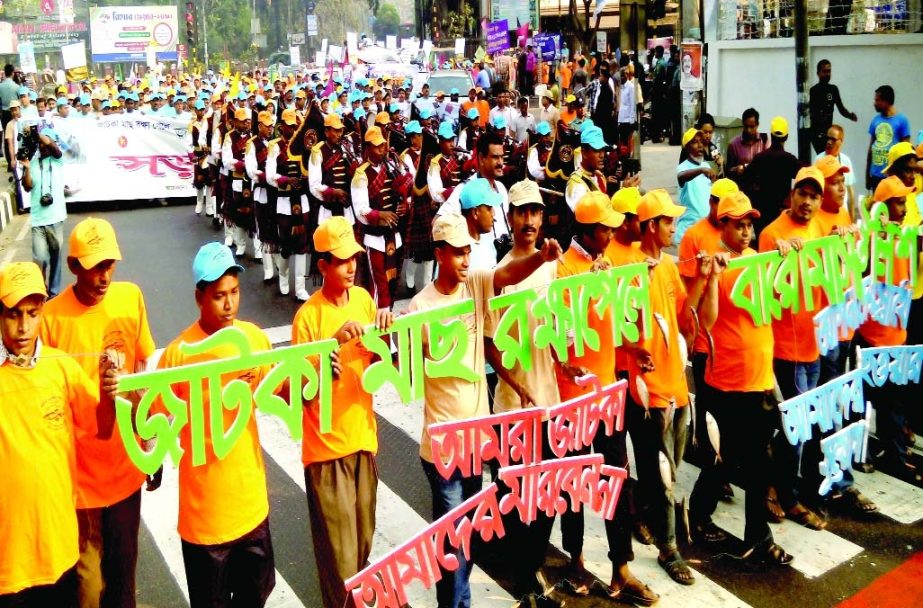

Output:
xmin=858 ymin=251 xmax=910 ymax=347
xmin=0 ymin=347 xmax=97 ymax=594
xmin=677 ymin=218 xmax=722 ymax=354
xmin=560 ymin=108 xmax=577 ymax=125
xmin=627 ymin=254 xmax=690 ymax=408
xmin=758 ymin=212 xmax=824 ymax=363
xmin=559 ymin=65 xmax=572 ymax=90
xmin=40 ymin=282 xmax=155 ymax=509
xmin=554 ymin=244 xmax=616 ymax=401
xmin=292 ymin=287 xmax=378 ymax=466
xmin=156 ymin=320 xmax=270 ymax=545
xmin=475 ymin=100 xmax=490 ymax=127
xmin=605 ymin=239 xmax=646 ymax=373
xmin=706 ymin=248 xmax=775 ymax=392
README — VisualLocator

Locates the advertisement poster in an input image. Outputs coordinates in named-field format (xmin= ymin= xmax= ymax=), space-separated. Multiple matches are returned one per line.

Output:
xmin=646 ymin=36 xmax=674 ymax=52
xmin=680 ymin=41 xmax=704 ymax=92
xmin=18 ymin=42 xmax=38 ymax=74
xmin=89 ymin=6 xmax=178 ymax=63
xmin=596 ymin=31 xmax=607 ymax=54
xmin=532 ymin=33 xmax=558 ymax=61
xmin=490 ymin=0 xmax=539 ymax=31
xmin=486 ymin=20 xmax=510 ymax=55
xmin=1 ymin=11 xmax=89 ymax=54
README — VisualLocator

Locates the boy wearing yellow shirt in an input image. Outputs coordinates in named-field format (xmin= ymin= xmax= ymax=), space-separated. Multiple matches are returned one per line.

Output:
xmin=40 ymin=218 xmax=157 ymax=608
xmin=291 ymin=217 xmax=393 ymax=608
xmin=0 ymin=262 xmax=99 ymax=606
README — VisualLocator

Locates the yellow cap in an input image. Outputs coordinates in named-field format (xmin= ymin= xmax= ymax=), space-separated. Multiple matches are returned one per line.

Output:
xmin=280 ymin=108 xmax=299 ymax=126
xmin=257 ymin=111 xmax=274 ymax=126
xmin=873 ymin=175 xmax=916 ymax=203
xmin=69 ymin=218 xmax=122 ymax=270
xmin=793 ymin=166 xmax=825 ymax=193
xmin=375 ymin=111 xmax=390 ymax=125
xmin=211 ymin=92 xmax=222 ymax=103
xmin=432 ymin=213 xmax=478 ymax=248
xmin=637 ymin=189 xmax=686 ymax=222
xmin=710 ymin=177 xmax=739 ymax=200
xmin=565 ymin=94 xmax=577 ymax=104
xmin=717 ymin=191 xmax=761 ymax=220
xmin=313 ymin=217 xmax=365 ymax=260
xmin=575 ymin=191 xmax=625 ymax=227
xmin=681 ymin=127 xmax=701 ymax=148
xmin=814 ymin=155 xmax=850 ymax=179
xmin=0 ymin=262 xmax=48 ymax=308
xmin=884 ymin=141 xmax=915 ymax=174
xmin=295 ymin=89 xmax=307 ymax=99
xmin=610 ymin=186 xmax=642 ymax=215
xmin=364 ymin=126 xmax=386 ymax=146
xmin=770 ymin=116 xmax=789 ymax=138
xmin=234 ymin=107 xmax=250 ymax=121
xmin=324 ymin=113 xmax=345 ymax=129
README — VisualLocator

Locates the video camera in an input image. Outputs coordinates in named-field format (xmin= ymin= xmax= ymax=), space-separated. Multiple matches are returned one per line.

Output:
xmin=16 ymin=126 xmax=39 ymax=162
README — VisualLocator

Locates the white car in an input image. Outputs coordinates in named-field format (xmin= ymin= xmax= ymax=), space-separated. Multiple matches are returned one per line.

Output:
xmin=357 ymin=45 xmax=419 ymax=80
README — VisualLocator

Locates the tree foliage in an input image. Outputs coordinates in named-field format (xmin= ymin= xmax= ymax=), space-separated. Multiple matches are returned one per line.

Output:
xmin=373 ymin=3 xmax=401 ymax=38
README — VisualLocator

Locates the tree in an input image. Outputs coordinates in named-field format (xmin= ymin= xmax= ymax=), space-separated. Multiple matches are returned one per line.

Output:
xmin=373 ymin=3 xmax=401 ymax=39
xmin=567 ymin=0 xmax=603 ymax=55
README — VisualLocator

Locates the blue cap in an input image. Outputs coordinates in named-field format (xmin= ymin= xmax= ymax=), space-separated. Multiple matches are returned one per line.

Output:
xmin=150 ymin=92 xmax=162 ymax=101
xmin=460 ymin=178 xmax=502 ymax=210
xmin=389 ymin=102 xmax=400 ymax=113
xmin=79 ymin=94 xmax=91 ymax=105
xmin=198 ymin=91 xmax=210 ymax=100
xmin=237 ymin=90 xmax=248 ymax=101
xmin=450 ymin=88 xmax=460 ymax=96
xmin=263 ymin=83 xmax=272 ymax=91
xmin=194 ymin=99 xmax=206 ymax=110
xmin=580 ymin=125 xmax=608 ymax=150
xmin=419 ymin=108 xmax=433 ymax=120
xmin=466 ymin=107 xmax=479 ymax=120
xmin=580 ymin=119 xmax=595 ymax=132
xmin=254 ymin=95 xmax=265 ymax=105
xmin=192 ymin=242 xmax=245 ymax=285
xmin=353 ymin=107 xmax=367 ymax=120
xmin=17 ymin=86 xmax=29 ymax=96
xmin=129 ymin=93 xmax=140 ymax=102
xmin=39 ymin=127 xmax=60 ymax=142
xmin=56 ymin=97 xmax=67 ymax=107
xmin=405 ymin=120 xmax=423 ymax=134
xmin=491 ymin=115 xmax=506 ymax=130
xmin=102 ymin=100 xmax=111 ymax=109
xmin=28 ymin=91 xmax=37 ymax=101
xmin=536 ymin=121 xmax=552 ymax=136
xmin=174 ymin=95 xmax=187 ymax=103
xmin=437 ymin=121 xmax=456 ymax=140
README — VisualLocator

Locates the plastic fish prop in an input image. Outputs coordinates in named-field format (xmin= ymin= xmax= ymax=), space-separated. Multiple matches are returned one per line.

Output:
xmin=688 ymin=393 xmax=697 ymax=448
xmin=653 ymin=312 xmax=670 ymax=353
xmin=659 ymin=451 xmax=672 ymax=490
xmin=636 ymin=376 xmax=651 ymax=419
xmin=705 ymin=411 xmax=721 ymax=463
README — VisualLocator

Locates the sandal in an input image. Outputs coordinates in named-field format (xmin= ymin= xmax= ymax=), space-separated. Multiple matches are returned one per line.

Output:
xmin=657 ymin=552 xmax=696 ymax=586
xmin=785 ymin=503 xmax=827 ymax=530
xmin=602 ymin=578 xmax=660 ymax=606
xmin=692 ymin=521 xmax=728 ymax=544
xmin=743 ymin=541 xmax=794 ymax=566
xmin=633 ymin=520 xmax=656 ymax=546
xmin=766 ymin=487 xmax=785 ymax=523
xmin=833 ymin=487 xmax=879 ymax=514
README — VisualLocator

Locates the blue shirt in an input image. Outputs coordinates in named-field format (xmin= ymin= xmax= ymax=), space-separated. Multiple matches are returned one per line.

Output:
xmin=29 ymin=152 xmax=67 ymax=227
xmin=475 ymin=69 xmax=491 ymax=90
xmin=676 ymin=159 xmax=711 ymax=244
xmin=868 ymin=113 xmax=911 ymax=178
xmin=0 ymin=78 xmax=19 ymax=110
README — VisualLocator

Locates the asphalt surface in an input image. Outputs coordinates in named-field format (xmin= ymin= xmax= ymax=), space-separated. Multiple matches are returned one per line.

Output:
xmin=2 ymin=142 xmax=923 ymax=606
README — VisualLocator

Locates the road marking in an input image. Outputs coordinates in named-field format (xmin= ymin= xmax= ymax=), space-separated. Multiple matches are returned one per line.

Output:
xmin=15 ymin=219 xmax=29 ymax=242
xmin=853 ymin=470 xmax=923 ymax=525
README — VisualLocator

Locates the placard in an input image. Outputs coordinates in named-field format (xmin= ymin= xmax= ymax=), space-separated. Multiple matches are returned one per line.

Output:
xmin=61 ymin=40 xmax=87 ymax=69
xmin=289 ymin=45 xmax=301 ymax=66
xmin=346 ymin=31 xmax=358 ymax=58
xmin=486 ymin=20 xmax=510 ymax=55
xmin=315 ymin=51 xmax=326 ymax=66
xmin=596 ymin=31 xmax=607 ymax=54
xmin=680 ymin=41 xmax=703 ymax=92
xmin=454 ymin=37 xmax=465 ymax=56
xmin=18 ymin=42 xmax=37 ymax=74
xmin=386 ymin=35 xmax=397 ymax=49
xmin=321 ymin=38 xmax=328 ymax=53
xmin=328 ymin=45 xmax=342 ymax=63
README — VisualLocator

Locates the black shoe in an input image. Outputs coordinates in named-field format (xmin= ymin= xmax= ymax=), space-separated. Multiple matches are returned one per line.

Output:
xmin=719 ymin=482 xmax=734 ymax=502
xmin=742 ymin=541 xmax=793 ymax=566
xmin=691 ymin=521 xmax=728 ymax=545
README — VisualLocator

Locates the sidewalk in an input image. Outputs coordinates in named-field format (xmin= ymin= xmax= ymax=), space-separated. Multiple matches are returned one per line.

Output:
xmin=639 ymin=141 xmax=681 ymax=197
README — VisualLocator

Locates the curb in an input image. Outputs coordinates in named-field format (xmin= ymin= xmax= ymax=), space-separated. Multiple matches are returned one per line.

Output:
xmin=0 ymin=190 xmax=13 ymax=235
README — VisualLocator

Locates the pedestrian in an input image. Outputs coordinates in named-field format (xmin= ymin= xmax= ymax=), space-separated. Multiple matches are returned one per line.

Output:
xmin=221 ymin=107 xmax=256 ymax=257
xmin=587 ymin=65 xmax=616 ymax=144
xmin=40 ymin=218 xmax=158 ymax=608
xmin=292 ymin=217 xmax=393 ymax=608
xmin=538 ymin=90 xmax=560 ymax=134
xmin=816 ymin=124 xmax=857 ymax=218
xmin=675 ymin=127 xmax=717 ymax=244
xmin=866 ymin=84 xmax=911 ymax=193
xmin=526 ymin=122 xmax=554 ymax=182
xmin=525 ymin=45 xmax=537 ymax=95
xmin=187 ymin=99 xmax=212 ymax=217
xmin=409 ymin=213 xmax=561 ymax=608
xmin=20 ymin=126 xmax=66 ymax=296
xmin=558 ymin=61 xmax=573 ymax=97
xmin=0 ymin=261 xmax=101 ymax=608
xmin=565 ymin=125 xmax=609 ymax=212
xmin=510 ymin=95 xmax=535 ymax=144
xmin=743 ymin=116 xmax=803 ymax=233
xmin=246 ymin=110 xmax=281 ymax=283
xmin=758 ymin=167 xmax=828 ymax=531
xmin=617 ymin=65 xmax=639 ymax=154
xmin=809 ymin=60 xmax=857 ymax=154
xmin=488 ymin=90 xmax=515 ymax=138
xmin=688 ymin=192 xmax=795 ymax=567
xmin=0 ymin=64 xmax=19 ymax=167
xmin=156 ymin=242 xmax=276 ymax=608
xmin=725 ymin=107 xmax=769 ymax=190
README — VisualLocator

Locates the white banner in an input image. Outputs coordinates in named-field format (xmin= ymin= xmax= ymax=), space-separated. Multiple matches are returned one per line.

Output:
xmin=18 ymin=42 xmax=37 ymax=74
xmin=62 ymin=41 xmax=87 ymax=69
xmin=289 ymin=45 xmax=301 ymax=66
xmin=89 ymin=6 xmax=179 ymax=63
xmin=386 ymin=35 xmax=397 ymax=50
xmin=454 ymin=38 xmax=465 ymax=56
xmin=24 ymin=114 xmax=195 ymax=203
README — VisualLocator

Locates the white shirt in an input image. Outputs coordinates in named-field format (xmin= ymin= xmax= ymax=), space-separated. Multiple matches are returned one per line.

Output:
xmin=617 ymin=77 xmax=637 ymax=124
xmin=510 ymin=112 xmax=535 ymax=143
xmin=527 ymin=146 xmax=545 ymax=181
xmin=488 ymin=105 xmax=515 ymax=135
xmin=244 ymin=137 xmax=269 ymax=204
xmin=351 ymin=161 xmax=402 ymax=253
xmin=816 ymin=150 xmax=856 ymax=187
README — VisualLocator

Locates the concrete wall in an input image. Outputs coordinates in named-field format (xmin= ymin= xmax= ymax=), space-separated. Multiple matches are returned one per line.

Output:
xmin=704 ymin=34 xmax=923 ymax=188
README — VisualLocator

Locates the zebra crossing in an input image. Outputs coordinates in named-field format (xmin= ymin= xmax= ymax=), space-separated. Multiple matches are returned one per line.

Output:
xmin=134 ymin=325 xmax=923 ymax=608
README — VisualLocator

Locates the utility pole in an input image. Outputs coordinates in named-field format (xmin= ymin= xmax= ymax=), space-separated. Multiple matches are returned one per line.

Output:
xmin=202 ymin=0 xmax=210 ymax=70
xmin=794 ymin=0 xmax=810 ymax=163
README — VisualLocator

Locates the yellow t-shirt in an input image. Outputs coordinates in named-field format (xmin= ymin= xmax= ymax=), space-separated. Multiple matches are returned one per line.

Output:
xmin=292 ymin=286 xmax=378 ymax=466
xmin=40 ymin=282 xmax=156 ymax=509
xmin=156 ymin=320 xmax=270 ymax=545
xmin=409 ymin=270 xmax=495 ymax=463
xmin=488 ymin=255 xmax=560 ymax=413
xmin=0 ymin=347 xmax=98 ymax=594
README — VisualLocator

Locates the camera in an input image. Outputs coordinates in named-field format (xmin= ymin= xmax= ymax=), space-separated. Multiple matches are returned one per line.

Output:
xmin=39 ymin=193 xmax=54 ymax=207
xmin=494 ymin=234 xmax=513 ymax=262
xmin=16 ymin=126 xmax=39 ymax=162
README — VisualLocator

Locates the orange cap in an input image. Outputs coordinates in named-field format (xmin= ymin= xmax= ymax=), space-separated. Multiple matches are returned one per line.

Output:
xmin=793 ymin=166 xmax=825 ymax=193
xmin=324 ymin=113 xmax=344 ymax=129
xmin=313 ymin=217 xmax=365 ymax=260
xmin=69 ymin=218 xmax=122 ymax=270
xmin=0 ymin=262 xmax=48 ymax=308
xmin=717 ymin=191 xmax=761 ymax=220
xmin=815 ymin=155 xmax=850 ymax=179
xmin=375 ymin=111 xmax=390 ymax=125
xmin=280 ymin=108 xmax=299 ymax=126
xmin=364 ymin=126 xmax=386 ymax=146
xmin=637 ymin=189 xmax=685 ymax=222
xmin=873 ymin=175 xmax=916 ymax=203
xmin=710 ymin=178 xmax=739 ymax=200
xmin=257 ymin=111 xmax=274 ymax=126
xmin=234 ymin=107 xmax=249 ymax=121
xmin=575 ymin=191 xmax=624 ymax=227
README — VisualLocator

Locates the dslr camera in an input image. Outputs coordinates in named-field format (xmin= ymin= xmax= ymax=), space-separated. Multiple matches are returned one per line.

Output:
xmin=16 ymin=126 xmax=39 ymax=162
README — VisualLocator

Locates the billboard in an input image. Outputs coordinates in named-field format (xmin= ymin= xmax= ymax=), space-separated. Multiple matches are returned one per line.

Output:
xmin=490 ymin=0 xmax=539 ymax=32
xmin=89 ymin=6 xmax=179 ymax=63
xmin=0 ymin=0 xmax=90 ymax=55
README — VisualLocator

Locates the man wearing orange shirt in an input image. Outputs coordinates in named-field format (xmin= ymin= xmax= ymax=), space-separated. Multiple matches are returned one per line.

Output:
xmin=856 ymin=176 xmax=918 ymax=480
xmin=626 ymin=189 xmax=717 ymax=588
xmin=689 ymin=192 xmax=794 ymax=567
xmin=0 ymin=262 xmax=99 ymax=607
xmin=758 ymin=166 xmax=827 ymax=530
xmin=558 ymin=61 xmax=573 ymax=96
xmin=40 ymin=218 xmax=157 ymax=608
xmin=156 ymin=243 xmax=275 ymax=607
xmin=554 ymin=191 xmax=658 ymax=606
xmin=292 ymin=217 xmax=393 ymax=608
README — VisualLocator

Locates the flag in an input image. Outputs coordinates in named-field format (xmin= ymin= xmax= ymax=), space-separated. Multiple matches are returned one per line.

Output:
xmin=229 ymin=73 xmax=241 ymax=98
xmin=595 ymin=0 xmax=615 ymax=20
xmin=320 ymin=61 xmax=335 ymax=97
xmin=516 ymin=19 xmax=529 ymax=48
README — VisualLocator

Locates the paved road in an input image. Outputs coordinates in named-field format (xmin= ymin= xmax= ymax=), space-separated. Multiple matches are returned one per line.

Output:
xmin=3 ymin=198 xmax=923 ymax=608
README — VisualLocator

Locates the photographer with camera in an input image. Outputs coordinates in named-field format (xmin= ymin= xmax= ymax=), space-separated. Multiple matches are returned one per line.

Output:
xmin=20 ymin=126 xmax=67 ymax=296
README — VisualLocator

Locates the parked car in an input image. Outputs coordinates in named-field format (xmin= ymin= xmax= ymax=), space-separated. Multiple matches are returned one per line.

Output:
xmin=423 ymin=69 xmax=474 ymax=96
